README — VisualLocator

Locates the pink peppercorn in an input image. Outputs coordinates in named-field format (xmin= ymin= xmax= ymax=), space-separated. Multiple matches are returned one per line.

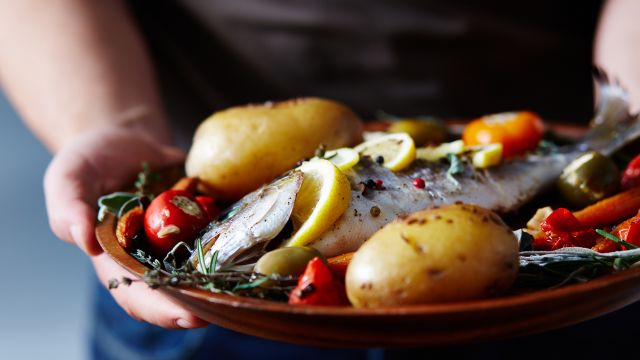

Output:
xmin=375 ymin=179 xmax=383 ymax=189
xmin=412 ymin=178 xmax=425 ymax=189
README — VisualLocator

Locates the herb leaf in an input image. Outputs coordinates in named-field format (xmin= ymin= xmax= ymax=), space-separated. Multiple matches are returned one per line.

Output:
xmin=446 ymin=153 xmax=463 ymax=185
xmin=196 ymin=238 xmax=209 ymax=274
xmin=97 ymin=192 xmax=137 ymax=221
xmin=517 ymin=248 xmax=640 ymax=288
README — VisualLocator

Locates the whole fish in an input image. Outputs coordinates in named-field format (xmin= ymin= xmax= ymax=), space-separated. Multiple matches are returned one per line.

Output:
xmin=192 ymin=73 xmax=640 ymax=271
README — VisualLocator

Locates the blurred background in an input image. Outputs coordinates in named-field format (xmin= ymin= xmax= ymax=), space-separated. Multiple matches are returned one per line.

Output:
xmin=0 ymin=91 xmax=89 ymax=359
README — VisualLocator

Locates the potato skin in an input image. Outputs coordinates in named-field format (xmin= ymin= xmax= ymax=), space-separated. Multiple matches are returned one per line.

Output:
xmin=346 ymin=204 xmax=519 ymax=307
xmin=185 ymin=98 xmax=363 ymax=200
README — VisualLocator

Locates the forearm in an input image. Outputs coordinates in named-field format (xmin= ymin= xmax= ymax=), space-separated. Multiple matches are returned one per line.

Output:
xmin=595 ymin=0 xmax=640 ymax=111
xmin=0 ymin=0 xmax=170 ymax=152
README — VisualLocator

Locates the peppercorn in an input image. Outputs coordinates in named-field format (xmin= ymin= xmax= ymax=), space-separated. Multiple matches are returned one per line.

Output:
xmin=375 ymin=155 xmax=385 ymax=165
xmin=365 ymin=179 xmax=377 ymax=189
xmin=413 ymin=178 xmax=426 ymax=189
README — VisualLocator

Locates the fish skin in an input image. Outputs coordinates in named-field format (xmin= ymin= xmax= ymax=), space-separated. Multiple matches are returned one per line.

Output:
xmin=193 ymin=74 xmax=640 ymax=269
xmin=312 ymin=153 xmax=576 ymax=257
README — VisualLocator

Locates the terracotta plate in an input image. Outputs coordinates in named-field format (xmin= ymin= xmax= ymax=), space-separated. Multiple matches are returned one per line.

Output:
xmin=96 ymin=212 xmax=640 ymax=348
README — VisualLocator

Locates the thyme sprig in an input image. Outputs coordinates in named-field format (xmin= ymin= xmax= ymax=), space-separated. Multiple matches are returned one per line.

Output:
xmin=108 ymin=268 xmax=297 ymax=300
xmin=97 ymin=162 xmax=160 ymax=221
xmin=111 ymin=244 xmax=297 ymax=299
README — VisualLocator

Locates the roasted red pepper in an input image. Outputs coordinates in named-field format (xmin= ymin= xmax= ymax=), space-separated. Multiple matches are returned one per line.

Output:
xmin=621 ymin=154 xmax=640 ymax=190
xmin=289 ymin=257 xmax=349 ymax=306
xmin=614 ymin=213 xmax=640 ymax=249
xmin=534 ymin=208 xmax=599 ymax=250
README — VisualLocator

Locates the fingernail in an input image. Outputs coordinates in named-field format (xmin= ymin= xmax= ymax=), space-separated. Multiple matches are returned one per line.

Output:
xmin=176 ymin=318 xmax=194 ymax=329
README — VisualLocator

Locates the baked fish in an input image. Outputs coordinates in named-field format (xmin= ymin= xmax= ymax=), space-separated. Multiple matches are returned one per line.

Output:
xmin=192 ymin=74 xmax=640 ymax=271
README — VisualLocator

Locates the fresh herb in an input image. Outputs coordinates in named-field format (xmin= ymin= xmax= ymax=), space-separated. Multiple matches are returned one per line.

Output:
xmin=134 ymin=162 xmax=161 ymax=197
xmin=536 ymin=140 xmax=560 ymax=156
xmin=595 ymin=229 xmax=640 ymax=249
xmin=446 ymin=153 xmax=463 ymax=186
xmin=108 ymin=267 xmax=297 ymax=300
xmin=97 ymin=163 xmax=160 ymax=221
xmin=115 ymin=238 xmax=298 ymax=299
xmin=516 ymin=248 xmax=640 ymax=288
xmin=97 ymin=192 xmax=138 ymax=221
xmin=131 ymin=249 xmax=162 ymax=270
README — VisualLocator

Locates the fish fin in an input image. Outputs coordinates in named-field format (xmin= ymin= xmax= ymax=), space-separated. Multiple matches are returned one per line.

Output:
xmin=582 ymin=67 xmax=640 ymax=156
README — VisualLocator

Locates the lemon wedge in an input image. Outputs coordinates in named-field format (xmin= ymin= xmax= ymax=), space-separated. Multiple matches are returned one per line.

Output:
xmin=324 ymin=148 xmax=360 ymax=171
xmin=354 ymin=133 xmax=416 ymax=171
xmin=285 ymin=159 xmax=352 ymax=247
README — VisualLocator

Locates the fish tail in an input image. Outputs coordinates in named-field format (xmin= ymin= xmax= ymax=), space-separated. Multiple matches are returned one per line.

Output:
xmin=581 ymin=67 xmax=640 ymax=156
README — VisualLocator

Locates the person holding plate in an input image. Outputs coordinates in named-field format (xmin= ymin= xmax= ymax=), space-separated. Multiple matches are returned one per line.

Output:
xmin=0 ymin=0 xmax=638 ymax=359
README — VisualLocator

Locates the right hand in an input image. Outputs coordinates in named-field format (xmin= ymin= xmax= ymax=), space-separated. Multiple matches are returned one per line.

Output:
xmin=44 ymin=125 xmax=207 ymax=329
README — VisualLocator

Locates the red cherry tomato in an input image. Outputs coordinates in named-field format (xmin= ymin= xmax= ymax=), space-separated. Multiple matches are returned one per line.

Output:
xmin=289 ymin=257 xmax=349 ymax=306
xmin=144 ymin=190 xmax=210 ymax=256
xmin=195 ymin=195 xmax=220 ymax=220
xmin=462 ymin=111 xmax=544 ymax=158
xmin=621 ymin=154 xmax=640 ymax=190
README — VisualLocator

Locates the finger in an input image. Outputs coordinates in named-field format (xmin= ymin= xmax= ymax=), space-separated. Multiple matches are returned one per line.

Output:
xmin=92 ymin=254 xmax=207 ymax=329
xmin=44 ymin=150 xmax=103 ymax=255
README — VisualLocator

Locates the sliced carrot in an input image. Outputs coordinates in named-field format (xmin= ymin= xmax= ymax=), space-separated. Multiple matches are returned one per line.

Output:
xmin=326 ymin=252 xmax=354 ymax=280
xmin=591 ymin=238 xmax=620 ymax=253
xmin=574 ymin=186 xmax=640 ymax=229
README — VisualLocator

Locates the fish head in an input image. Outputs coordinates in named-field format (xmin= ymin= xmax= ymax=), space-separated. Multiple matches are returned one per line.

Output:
xmin=190 ymin=171 xmax=303 ymax=272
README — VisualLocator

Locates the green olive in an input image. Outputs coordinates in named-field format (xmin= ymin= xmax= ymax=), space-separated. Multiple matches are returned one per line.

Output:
xmin=388 ymin=118 xmax=448 ymax=146
xmin=557 ymin=151 xmax=620 ymax=207
xmin=254 ymin=246 xmax=322 ymax=277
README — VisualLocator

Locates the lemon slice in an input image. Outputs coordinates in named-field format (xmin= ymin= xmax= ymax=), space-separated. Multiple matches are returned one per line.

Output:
xmin=472 ymin=143 xmax=503 ymax=169
xmin=416 ymin=140 xmax=465 ymax=161
xmin=324 ymin=148 xmax=360 ymax=171
xmin=354 ymin=133 xmax=416 ymax=171
xmin=285 ymin=159 xmax=352 ymax=247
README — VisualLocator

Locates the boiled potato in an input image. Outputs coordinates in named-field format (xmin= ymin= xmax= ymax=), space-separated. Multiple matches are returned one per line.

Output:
xmin=346 ymin=204 xmax=518 ymax=307
xmin=186 ymin=98 xmax=363 ymax=200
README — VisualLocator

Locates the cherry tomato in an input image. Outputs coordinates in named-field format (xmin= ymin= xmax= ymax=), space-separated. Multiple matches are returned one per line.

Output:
xmin=462 ymin=111 xmax=544 ymax=158
xmin=621 ymin=154 xmax=640 ymax=190
xmin=195 ymin=195 xmax=220 ymax=220
xmin=288 ymin=257 xmax=349 ymax=306
xmin=144 ymin=190 xmax=210 ymax=256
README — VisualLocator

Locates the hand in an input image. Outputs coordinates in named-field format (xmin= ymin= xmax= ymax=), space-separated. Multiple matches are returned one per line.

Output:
xmin=44 ymin=126 xmax=206 ymax=328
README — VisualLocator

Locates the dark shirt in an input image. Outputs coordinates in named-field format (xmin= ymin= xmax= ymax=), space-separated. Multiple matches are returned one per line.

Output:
xmin=134 ymin=0 xmax=601 ymax=127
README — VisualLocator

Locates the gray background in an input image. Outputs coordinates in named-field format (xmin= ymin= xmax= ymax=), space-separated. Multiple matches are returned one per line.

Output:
xmin=0 ymin=91 xmax=89 ymax=359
